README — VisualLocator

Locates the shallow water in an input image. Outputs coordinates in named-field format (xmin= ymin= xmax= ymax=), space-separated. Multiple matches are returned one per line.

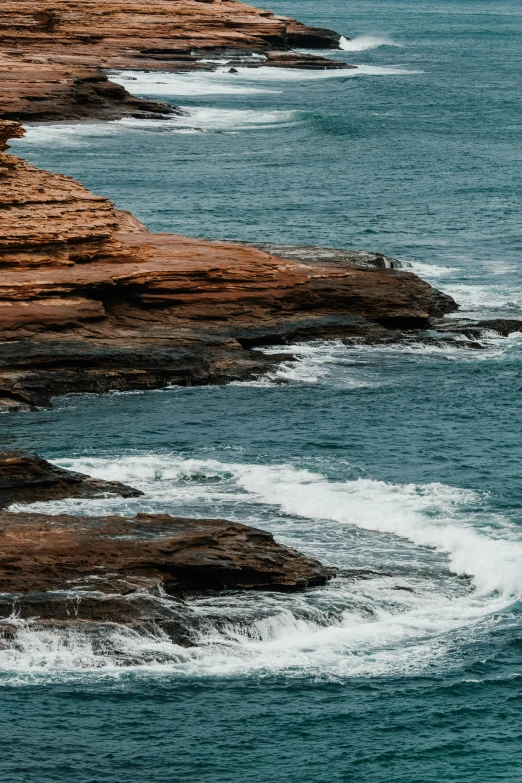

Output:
xmin=4 ymin=1 xmax=522 ymax=780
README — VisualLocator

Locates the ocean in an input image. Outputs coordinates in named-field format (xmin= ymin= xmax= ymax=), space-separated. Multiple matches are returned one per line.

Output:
xmin=3 ymin=1 xmax=522 ymax=780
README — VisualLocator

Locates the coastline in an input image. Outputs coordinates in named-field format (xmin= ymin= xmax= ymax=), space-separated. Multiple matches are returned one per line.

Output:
xmin=0 ymin=119 xmax=459 ymax=412
xmin=0 ymin=0 xmax=519 ymax=646
xmin=0 ymin=0 xmax=349 ymax=124
xmin=0 ymin=0 xmax=457 ymax=632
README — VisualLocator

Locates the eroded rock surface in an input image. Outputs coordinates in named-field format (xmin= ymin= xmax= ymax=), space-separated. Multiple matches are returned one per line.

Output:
xmin=0 ymin=452 xmax=331 ymax=639
xmin=0 ymin=1 xmax=349 ymax=121
xmin=0 ymin=450 xmax=143 ymax=509
xmin=0 ymin=511 xmax=331 ymax=624
xmin=0 ymin=121 xmax=458 ymax=410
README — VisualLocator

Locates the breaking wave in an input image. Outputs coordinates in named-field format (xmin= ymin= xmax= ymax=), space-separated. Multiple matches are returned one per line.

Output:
xmin=18 ymin=108 xmax=299 ymax=147
xmin=108 ymin=65 xmax=421 ymax=100
xmin=339 ymin=34 xmax=403 ymax=51
xmin=21 ymin=453 xmax=522 ymax=598
xmin=3 ymin=451 xmax=520 ymax=682
xmin=109 ymin=68 xmax=280 ymax=96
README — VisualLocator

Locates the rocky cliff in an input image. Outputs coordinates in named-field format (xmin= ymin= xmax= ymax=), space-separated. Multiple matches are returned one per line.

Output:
xmin=0 ymin=0 xmax=349 ymax=122
xmin=0 ymin=121 xmax=457 ymax=411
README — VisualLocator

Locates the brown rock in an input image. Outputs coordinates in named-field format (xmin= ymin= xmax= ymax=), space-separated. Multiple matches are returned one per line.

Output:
xmin=0 ymin=450 xmax=143 ymax=508
xmin=0 ymin=1 xmax=349 ymax=122
xmin=0 ymin=121 xmax=457 ymax=410
xmin=0 ymin=54 xmax=179 ymax=122
xmin=0 ymin=510 xmax=331 ymax=596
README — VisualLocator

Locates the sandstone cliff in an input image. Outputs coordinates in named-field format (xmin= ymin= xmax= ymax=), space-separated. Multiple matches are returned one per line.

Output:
xmin=0 ymin=121 xmax=457 ymax=411
xmin=0 ymin=1 xmax=349 ymax=122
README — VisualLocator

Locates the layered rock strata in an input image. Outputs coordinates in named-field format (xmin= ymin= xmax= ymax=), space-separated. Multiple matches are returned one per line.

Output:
xmin=0 ymin=121 xmax=458 ymax=411
xmin=0 ymin=1 xmax=350 ymax=122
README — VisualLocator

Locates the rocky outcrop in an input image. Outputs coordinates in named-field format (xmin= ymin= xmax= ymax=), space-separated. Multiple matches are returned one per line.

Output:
xmin=0 ymin=1 xmax=349 ymax=122
xmin=0 ymin=510 xmax=330 ymax=597
xmin=0 ymin=451 xmax=331 ymax=637
xmin=0 ymin=121 xmax=458 ymax=410
xmin=0 ymin=54 xmax=180 ymax=122
xmin=0 ymin=450 xmax=143 ymax=509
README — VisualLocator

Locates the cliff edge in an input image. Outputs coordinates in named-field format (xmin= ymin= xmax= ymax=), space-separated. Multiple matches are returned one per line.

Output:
xmin=0 ymin=121 xmax=457 ymax=411
xmin=0 ymin=0 xmax=349 ymax=122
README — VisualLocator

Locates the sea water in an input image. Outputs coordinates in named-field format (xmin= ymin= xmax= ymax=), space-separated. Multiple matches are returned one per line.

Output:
xmin=3 ymin=1 xmax=522 ymax=780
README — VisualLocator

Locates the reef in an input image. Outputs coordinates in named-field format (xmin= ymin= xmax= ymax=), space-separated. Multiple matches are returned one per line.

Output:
xmin=0 ymin=0 xmax=349 ymax=122
xmin=0 ymin=120 xmax=458 ymax=411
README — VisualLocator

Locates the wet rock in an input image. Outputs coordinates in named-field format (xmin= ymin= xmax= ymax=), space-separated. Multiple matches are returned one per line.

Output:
xmin=471 ymin=319 xmax=522 ymax=337
xmin=0 ymin=511 xmax=332 ymax=598
xmin=0 ymin=450 xmax=143 ymax=508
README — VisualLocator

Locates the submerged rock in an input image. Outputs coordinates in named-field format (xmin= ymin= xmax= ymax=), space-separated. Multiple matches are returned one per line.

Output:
xmin=0 ymin=450 xmax=143 ymax=509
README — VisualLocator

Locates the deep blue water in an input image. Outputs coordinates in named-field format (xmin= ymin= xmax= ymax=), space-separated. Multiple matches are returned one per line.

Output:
xmin=3 ymin=1 xmax=522 ymax=781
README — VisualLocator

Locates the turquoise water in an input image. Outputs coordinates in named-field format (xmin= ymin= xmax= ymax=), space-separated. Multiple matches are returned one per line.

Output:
xmin=3 ymin=1 xmax=522 ymax=780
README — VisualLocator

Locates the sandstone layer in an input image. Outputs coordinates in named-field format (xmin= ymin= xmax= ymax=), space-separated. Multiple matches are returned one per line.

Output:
xmin=0 ymin=121 xmax=458 ymax=411
xmin=0 ymin=450 xmax=143 ymax=509
xmin=0 ymin=1 xmax=349 ymax=122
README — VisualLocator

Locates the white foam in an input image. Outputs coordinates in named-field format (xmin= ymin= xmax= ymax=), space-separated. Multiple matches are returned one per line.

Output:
xmin=109 ymin=65 xmax=421 ymax=100
xmin=407 ymin=259 xmax=460 ymax=280
xmin=118 ymin=107 xmax=297 ymax=132
xmin=339 ymin=34 xmax=403 ymax=51
xmin=16 ymin=107 xmax=299 ymax=148
xmin=234 ymin=466 xmax=522 ymax=597
xmin=248 ymin=338 xmax=522 ymax=391
xmin=110 ymin=69 xmax=280 ymax=96
xmin=17 ymin=123 xmax=118 ymax=147
xmin=21 ymin=454 xmax=522 ymax=598
xmin=444 ymin=283 xmax=522 ymax=314
xmin=260 ymin=341 xmax=382 ymax=387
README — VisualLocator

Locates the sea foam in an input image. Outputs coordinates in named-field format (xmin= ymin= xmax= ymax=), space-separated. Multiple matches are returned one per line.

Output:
xmin=20 ymin=454 xmax=522 ymax=598
xmin=339 ymin=34 xmax=403 ymax=51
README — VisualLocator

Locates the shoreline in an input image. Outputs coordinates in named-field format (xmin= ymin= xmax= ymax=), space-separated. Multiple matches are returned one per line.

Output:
xmin=0 ymin=118 xmax=458 ymax=412
xmin=0 ymin=0 xmax=350 ymax=124
xmin=3 ymin=114 xmax=521 ymax=414
xmin=0 ymin=0 xmax=519 ymax=640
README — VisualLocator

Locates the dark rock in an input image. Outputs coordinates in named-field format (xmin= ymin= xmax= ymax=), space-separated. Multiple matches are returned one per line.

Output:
xmin=0 ymin=511 xmax=332 ymax=597
xmin=474 ymin=319 xmax=522 ymax=337
xmin=0 ymin=450 xmax=143 ymax=508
